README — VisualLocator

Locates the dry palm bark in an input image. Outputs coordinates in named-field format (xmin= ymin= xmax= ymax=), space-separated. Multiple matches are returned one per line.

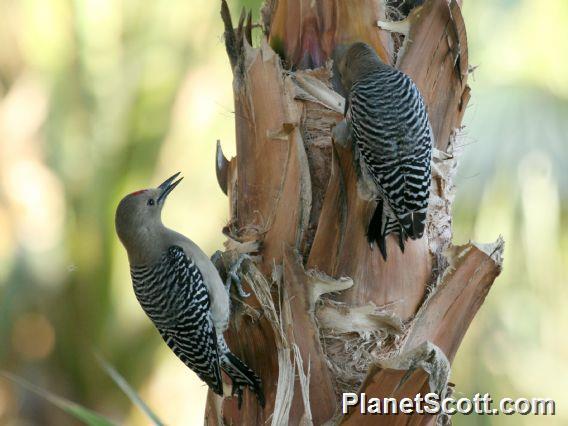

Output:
xmin=206 ymin=0 xmax=503 ymax=424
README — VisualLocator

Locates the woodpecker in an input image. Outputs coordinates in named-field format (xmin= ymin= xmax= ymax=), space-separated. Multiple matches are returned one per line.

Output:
xmin=335 ymin=42 xmax=433 ymax=260
xmin=115 ymin=173 xmax=264 ymax=407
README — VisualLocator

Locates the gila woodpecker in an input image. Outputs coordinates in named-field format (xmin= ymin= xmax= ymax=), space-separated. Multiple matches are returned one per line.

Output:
xmin=335 ymin=42 xmax=433 ymax=260
xmin=115 ymin=173 xmax=264 ymax=407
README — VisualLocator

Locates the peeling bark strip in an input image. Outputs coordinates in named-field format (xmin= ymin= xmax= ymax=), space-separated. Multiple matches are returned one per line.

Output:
xmin=210 ymin=1 xmax=503 ymax=425
xmin=342 ymin=342 xmax=450 ymax=425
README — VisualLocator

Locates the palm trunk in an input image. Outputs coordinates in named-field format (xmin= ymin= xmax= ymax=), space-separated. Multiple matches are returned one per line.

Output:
xmin=206 ymin=1 xmax=503 ymax=424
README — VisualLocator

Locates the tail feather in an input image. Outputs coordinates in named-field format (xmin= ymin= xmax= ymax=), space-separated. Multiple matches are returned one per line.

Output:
xmin=220 ymin=351 xmax=265 ymax=408
xmin=217 ymin=334 xmax=264 ymax=408
xmin=367 ymin=199 xmax=386 ymax=259
xmin=399 ymin=210 xmax=426 ymax=240
xmin=367 ymin=199 xmax=410 ymax=259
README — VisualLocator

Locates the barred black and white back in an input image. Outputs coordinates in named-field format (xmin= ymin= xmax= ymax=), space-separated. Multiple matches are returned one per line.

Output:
xmin=348 ymin=62 xmax=432 ymax=258
xmin=131 ymin=245 xmax=264 ymax=406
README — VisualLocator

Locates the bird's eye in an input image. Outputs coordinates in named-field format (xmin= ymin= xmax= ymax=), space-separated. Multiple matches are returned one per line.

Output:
xmin=147 ymin=199 xmax=155 ymax=206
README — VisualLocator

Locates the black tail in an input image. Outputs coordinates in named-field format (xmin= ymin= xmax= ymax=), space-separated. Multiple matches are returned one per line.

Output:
xmin=399 ymin=211 xmax=426 ymax=240
xmin=220 ymin=350 xmax=265 ymax=408
xmin=367 ymin=199 xmax=388 ymax=260
xmin=367 ymin=199 xmax=410 ymax=260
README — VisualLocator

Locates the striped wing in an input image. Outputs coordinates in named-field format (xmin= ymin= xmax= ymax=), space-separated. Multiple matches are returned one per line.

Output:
xmin=131 ymin=246 xmax=223 ymax=395
xmin=350 ymin=67 xmax=432 ymax=233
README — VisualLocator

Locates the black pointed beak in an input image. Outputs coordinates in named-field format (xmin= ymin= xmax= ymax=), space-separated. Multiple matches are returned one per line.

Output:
xmin=157 ymin=172 xmax=183 ymax=204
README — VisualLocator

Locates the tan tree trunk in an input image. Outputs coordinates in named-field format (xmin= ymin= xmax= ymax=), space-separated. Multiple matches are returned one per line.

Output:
xmin=206 ymin=1 xmax=504 ymax=424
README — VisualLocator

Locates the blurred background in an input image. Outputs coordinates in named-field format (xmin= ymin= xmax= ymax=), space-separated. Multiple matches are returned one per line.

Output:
xmin=0 ymin=0 xmax=565 ymax=424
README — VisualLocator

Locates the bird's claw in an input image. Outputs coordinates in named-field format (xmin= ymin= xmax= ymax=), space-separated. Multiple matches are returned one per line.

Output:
xmin=331 ymin=119 xmax=352 ymax=147
xmin=211 ymin=250 xmax=253 ymax=298
xmin=225 ymin=253 xmax=252 ymax=298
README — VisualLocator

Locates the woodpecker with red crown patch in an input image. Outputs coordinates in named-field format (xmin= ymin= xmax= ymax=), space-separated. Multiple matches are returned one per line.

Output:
xmin=115 ymin=173 xmax=264 ymax=407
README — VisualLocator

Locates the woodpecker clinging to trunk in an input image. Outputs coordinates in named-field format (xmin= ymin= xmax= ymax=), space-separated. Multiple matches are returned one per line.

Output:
xmin=115 ymin=173 xmax=264 ymax=407
xmin=334 ymin=42 xmax=433 ymax=260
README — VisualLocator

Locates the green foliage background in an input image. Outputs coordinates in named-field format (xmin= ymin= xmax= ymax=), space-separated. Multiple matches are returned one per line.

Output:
xmin=0 ymin=0 xmax=566 ymax=424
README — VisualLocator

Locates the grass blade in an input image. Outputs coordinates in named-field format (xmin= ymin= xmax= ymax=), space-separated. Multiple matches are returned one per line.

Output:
xmin=1 ymin=371 xmax=117 ymax=426
xmin=95 ymin=354 xmax=164 ymax=426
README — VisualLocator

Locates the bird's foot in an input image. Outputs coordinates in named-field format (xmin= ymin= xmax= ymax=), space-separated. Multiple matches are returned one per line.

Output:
xmin=211 ymin=243 xmax=257 ymax=299
xmin=225 ymin=253 xmax=252 ymax=298
xmin=331 ymin=119 xmax=352 ymax=147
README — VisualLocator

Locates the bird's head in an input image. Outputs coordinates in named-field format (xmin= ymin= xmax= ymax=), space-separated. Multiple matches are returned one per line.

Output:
xmin=336 ymin=42 xmax=383 ymax=92
xmin=115 ymin=172 xmax=183 ymax=263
